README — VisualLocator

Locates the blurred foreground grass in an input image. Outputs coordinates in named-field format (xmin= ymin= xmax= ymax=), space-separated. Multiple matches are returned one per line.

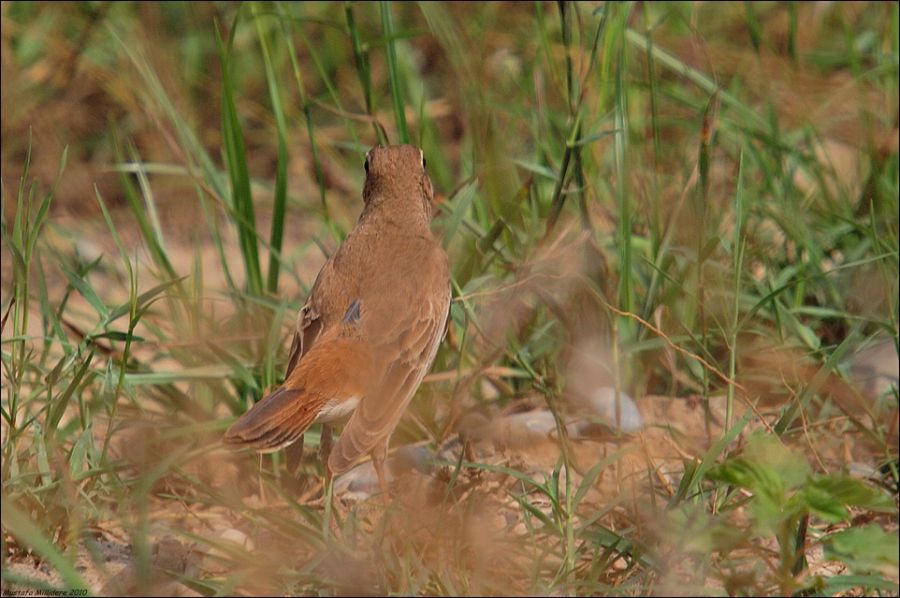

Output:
xmin=2 ymin=2 xmax=898 ymax=595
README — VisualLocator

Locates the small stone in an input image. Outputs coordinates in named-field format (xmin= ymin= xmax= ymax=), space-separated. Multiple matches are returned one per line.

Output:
xmin=333 ymin=445 xmax=435 ymax=501
xmin=575 ymin=387 xmax=643 ymax=434
xmin=850 ymin=339 xmax=899 ymax=400
xmin=494 ymin=410 xmax=564 ymax=449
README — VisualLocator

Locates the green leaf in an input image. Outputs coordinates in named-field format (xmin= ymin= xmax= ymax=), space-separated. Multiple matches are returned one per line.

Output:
xmin=380 ymin=0 xmax=408 ymax=143
xmin=511 ymin=159 xmax=557 ymax=180
xmin=441 ymin=181 xmax=478 ymax=246
xmin=252 ymin=1 xmax=290 ymax=294
xmin=798 ymin=482 xmax=850 ymax=523
xmin=124 ymin=365 xmax=236 ymax=385
xmin=774 ymin=331 xmax=858 ymax=434
xmin=820 ymin=573 xmax=900 ymax=594
xmin=91 ymin=331 xmax=145 ymax=343
xmin=707 ymin=433 xmax=809 ymax=533
xmin=215 ymin=15 xmax=263 ymax=296
xmin=477 ymin=218 xmax=507 ymax=254
xmin=60 ymin=262 xmax=108 ymax=319
xmin=707 ymin=440 xmax=807 ymax=500
xmin=107 ymin=278 xmax=185 ymax=322
xmin=740 ymin=433 xmax=809 ymax=491
xmin=801 ymin=475 xmax=895 ymax=522
xmin=33 ymin=423 xmax=53 ymax=488
xmin=47 ymin=352 xmax=94 ymax=435
xmin=69 ymin=425 xmax=93 ymax=478
xmin=824 ymin=525 xmax=899 ymax=575
xmin=672 ymin=411 xmax=751 ymax=505
xmin=571 ymin=128 xmax=619 ymax=147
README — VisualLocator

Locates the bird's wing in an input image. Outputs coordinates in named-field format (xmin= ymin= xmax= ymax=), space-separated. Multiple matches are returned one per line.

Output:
xmin=283 ymin=300 xmax=322 ymax=380
xmin=283 ymin=246 xmax=354 ymax=380
xmin=225 ymin=327 xmax=373 ymax=452
xmin=328 ymin=291 xmax=449 ymax=474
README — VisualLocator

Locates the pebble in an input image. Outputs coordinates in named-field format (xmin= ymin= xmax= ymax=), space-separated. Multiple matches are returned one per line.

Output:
xmin=575 ymin=387 xmax=643 ymax=434
xmin=333 ymin=445 xmax=434 ymax=500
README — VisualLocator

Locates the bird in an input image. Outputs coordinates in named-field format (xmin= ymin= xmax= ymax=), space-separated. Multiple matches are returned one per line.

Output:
xmin=224 ymin=144 xmax=450 ymax=494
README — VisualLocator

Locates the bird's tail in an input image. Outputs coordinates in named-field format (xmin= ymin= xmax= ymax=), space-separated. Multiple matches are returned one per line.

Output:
xmin=223 ymin=331 xmax=374 ymax=453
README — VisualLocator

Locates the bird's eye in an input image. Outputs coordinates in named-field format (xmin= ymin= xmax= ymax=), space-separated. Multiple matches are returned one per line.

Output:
xmin=364 ymin=158 xmax=369 ymax=174
xmin=423 ymin=157 xmax=427 ymax=169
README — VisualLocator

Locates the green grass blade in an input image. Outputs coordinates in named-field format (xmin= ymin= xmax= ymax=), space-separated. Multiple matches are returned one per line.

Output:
xmin=346 ymin=1 xmax=386 ymax=144
xmin=252 ymin=2 xmax=290 ymax=294
xmin=275 ymin=1 xmax=329 ymax=217
xmin=380 ymin=1 xmax=408 ymax=143
xmin=215 ymin=15 xmax=263 ymax=296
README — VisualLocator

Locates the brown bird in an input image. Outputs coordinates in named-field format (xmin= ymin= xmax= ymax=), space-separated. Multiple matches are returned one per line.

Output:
xmin=224 ymin=144 xmax=450 ymax=493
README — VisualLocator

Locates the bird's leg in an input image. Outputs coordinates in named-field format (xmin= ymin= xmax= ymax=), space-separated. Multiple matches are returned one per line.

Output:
xmin=284 ymin=434 xmax=304 ymax=477
xmin=321 ymin=425 xmax=334 ymax=494
xmin=318 ymin=424 xmax=333 ymax=466
xmin=320 ymin=424 xmax=335 ymax=535
xmin=371 ymin=441 xmax=390 ymax=497
xmin=324 ymin=461 xmax=334 ymax=490
xmin=281 ymin=435 xmax=306 ymax=496
xmin=322 ymin=461 xmax=334 ymax=538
